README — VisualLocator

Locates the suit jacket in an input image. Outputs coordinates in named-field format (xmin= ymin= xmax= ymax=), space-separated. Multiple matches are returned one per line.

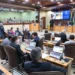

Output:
xmin=24 ymin=61 xmax=67 ymax=74
xmin=10 ymin=42 xmax=25 ymax=57
xmin=34 ymin=36 xmax=40 ymax=46
xmin=59 ymin=32 xmax=67 ymax=43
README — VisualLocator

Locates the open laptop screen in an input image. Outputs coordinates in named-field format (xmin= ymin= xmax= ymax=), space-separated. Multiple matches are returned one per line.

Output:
xmin=55 ymin=37 xmax=61 ymax=42
xmin=53 ymin=46 xmax=64 ymax=53
xmin=30 ymin=42 xmax=36 ymax=47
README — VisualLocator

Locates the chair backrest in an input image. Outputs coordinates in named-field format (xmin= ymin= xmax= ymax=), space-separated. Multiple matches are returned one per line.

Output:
xmin=38 ymin=38 xmax=44 ymax=49
xmin=44 ymin=33 xmax=51 ymax=40
xmin=0 ymin=44 xmax=7 ymax=60
xmin=29 ymin=71 xmax=64 ymax=75
xmin=54 ymin=33 xmax=59 ymax=37
xmin=65 ymin=43 xmax=75 ymax=64
xmin=4 ymin=45 xmax=18 ymax=68
xmin=23 ymin=31 xmax=29 ymax=39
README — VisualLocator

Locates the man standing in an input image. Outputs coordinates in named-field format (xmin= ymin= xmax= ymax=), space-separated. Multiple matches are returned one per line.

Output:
xmin=50 ymin=16 xmax=54 ymax=31
xmin=40 ymin=18 xmax=43 ymax=31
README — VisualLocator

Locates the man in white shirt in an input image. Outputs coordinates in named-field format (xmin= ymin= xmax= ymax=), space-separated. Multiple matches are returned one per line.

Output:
xmin=65 ymin=35 xmax=75 ymax=44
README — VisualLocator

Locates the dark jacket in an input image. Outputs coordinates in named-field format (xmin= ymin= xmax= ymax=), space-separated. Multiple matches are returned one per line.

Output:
xmin=10 ymin=42 xmax=25 ymax=57
xmin=0 ymin=26 xmax=5 ymax=38
xmin=50 ymin=20 xmax=54 ymax=27
xmin=24 ymin=61 xmax=67 ymax=74
xmin=33 ymin=36 xmax=40 ymax=46
xmin=59 ymin=32 xmax=67 ymax=43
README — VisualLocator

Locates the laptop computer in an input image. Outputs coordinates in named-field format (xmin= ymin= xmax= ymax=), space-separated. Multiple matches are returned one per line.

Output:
xmin=25 ymin=42 xmax=36 ymax=51
xmin=50 ymin=46 xmax=64 ymax=59
xmin=53 ymin=37 xmax=61 ymax=43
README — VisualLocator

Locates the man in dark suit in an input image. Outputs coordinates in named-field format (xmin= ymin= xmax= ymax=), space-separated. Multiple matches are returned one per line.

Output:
xmin=59 ymin=30 xmax=67 ymax=43
xmin=24 ymin=47 xmax=67 ymax=74
xmin=10 ymin=36 xmax=31 ymax=62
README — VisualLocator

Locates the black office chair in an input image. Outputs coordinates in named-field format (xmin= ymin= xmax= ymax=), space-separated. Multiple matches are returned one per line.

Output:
xmin=0 ymin=44 xmax=7 ymax=65
xmin=4 ymin=45 xmax=22 ymax=68
xmin=44 ymin=33 xmax=51 ymax=40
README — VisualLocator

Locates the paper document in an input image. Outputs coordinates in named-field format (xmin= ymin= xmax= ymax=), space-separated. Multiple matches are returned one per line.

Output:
xmin=42 ymin=53 xmax=49 ymax=58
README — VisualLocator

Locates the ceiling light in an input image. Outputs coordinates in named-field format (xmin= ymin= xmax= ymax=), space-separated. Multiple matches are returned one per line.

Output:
xmin=37 ymin=1 xmax=40 ymax=4
xmin=25 ymin=0 xmax=29 ymax=2
xmin=50 ymin=0 xmax=54 ymax=2
xmin=10 ymin=0 xmax=15 ymax=2
xmin=57 ymin=2 xmax=61 ymax=4
xmin=70 ymin=0 xmax=73 ymax=2
xmin=32 ymin=4 xmax=35 ymax=6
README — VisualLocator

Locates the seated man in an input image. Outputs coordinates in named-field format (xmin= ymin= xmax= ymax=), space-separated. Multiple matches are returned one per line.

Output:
xmin=2 ymin=35 xmax=12 ymax=45
xmin=10 ymin=36 xmax=31 ymax=61
xmin=65 ymin=35 xmax=75 ymax=44
xmin=31 ymin=32 xmax=40 ymax=46
xmin=59 ymin=30 xmax=67 ymax=43
xmin=15 ymin=28 xmax=22 ymax=36
xmin=24 ymin=47 xmax=67 ymax=74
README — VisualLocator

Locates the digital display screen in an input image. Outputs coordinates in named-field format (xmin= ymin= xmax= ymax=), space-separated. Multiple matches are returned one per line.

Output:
xmin=51 ymin=10 xmax=70 ymax=20
xmin=63 ymin=10 xmax=70 ymax=20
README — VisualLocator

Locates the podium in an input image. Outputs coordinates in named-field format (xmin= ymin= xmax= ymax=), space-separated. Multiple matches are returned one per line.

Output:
xmin=29 ymin=23 xmax=40 ymax=31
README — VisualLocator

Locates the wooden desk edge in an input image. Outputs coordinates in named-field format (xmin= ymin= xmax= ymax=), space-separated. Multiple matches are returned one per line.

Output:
xmin=0 ymin=65 xmax=12 ymax=75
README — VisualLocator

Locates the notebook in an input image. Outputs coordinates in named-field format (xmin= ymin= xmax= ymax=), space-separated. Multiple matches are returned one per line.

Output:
xmin=50 ymin=46 xmax=64 ymax=59
xmin=25 ymin=42 xmax=36 ymax=51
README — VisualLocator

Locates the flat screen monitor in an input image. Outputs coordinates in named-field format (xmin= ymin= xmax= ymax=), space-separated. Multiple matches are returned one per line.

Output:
xmin=63 ymin=10 xmax=70 ymax=20
xmin=51 ymin=10 xmax=70 ymax=20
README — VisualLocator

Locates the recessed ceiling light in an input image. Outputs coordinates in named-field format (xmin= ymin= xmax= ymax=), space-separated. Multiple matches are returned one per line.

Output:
xmin=57 ymin=2 xmax=61 ymax=4
xmin=70 ymin=0 xmax=73 ymax=2
xmin=25 ymin=0 xmax=29 ymax=2
xmin=50 ymin=0 xmax=54 ymax=2
xmin=37 ymin=1 xmax=40 ymax=4
xmin=32 ymin=4 xmax=35 ymax=6
xmin=10 ymin=0 xmax=15 ymax=2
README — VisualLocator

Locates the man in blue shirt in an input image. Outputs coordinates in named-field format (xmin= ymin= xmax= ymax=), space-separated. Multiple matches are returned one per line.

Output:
xmin=32 ymin=32 xmax=40 ymax=46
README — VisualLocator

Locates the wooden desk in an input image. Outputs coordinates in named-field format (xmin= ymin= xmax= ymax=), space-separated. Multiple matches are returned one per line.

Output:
xmin=29 ymin=23 xmax=40 ymax=31
xmin=0 ymin=65 xmax=12 ymax=75
xmin=43 ymin=41 xmax=64 ymax=47
xmin=21 ymin=43 xmax=73 ymax=75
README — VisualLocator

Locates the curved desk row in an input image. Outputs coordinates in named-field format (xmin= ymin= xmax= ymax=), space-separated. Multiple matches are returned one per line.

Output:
xmin=4 ymin=23 xmax=40 ymax=32
xmin=53 ymin=26 xmax=75 ymax=33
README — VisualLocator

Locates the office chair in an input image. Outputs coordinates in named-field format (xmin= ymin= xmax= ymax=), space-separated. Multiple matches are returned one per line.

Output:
xmin=4 ymin=45 xmax=23 ymax=68
xmin=38 ymin=37 xmax=44 ymax=49
xmin=44 ymin=33 xmax=51 ymax=40
xmin=0 ymin=44 xmax=7 ymax=65
xmin=29 ymin=71 xmax=64 ymax=75
xmin=54 ymin=33 xmax=60 ymax=37
xmin=23 ymin=30 xmax=29 ymax=39
xmin=64 ymin=43 xmax=75 ymax=64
